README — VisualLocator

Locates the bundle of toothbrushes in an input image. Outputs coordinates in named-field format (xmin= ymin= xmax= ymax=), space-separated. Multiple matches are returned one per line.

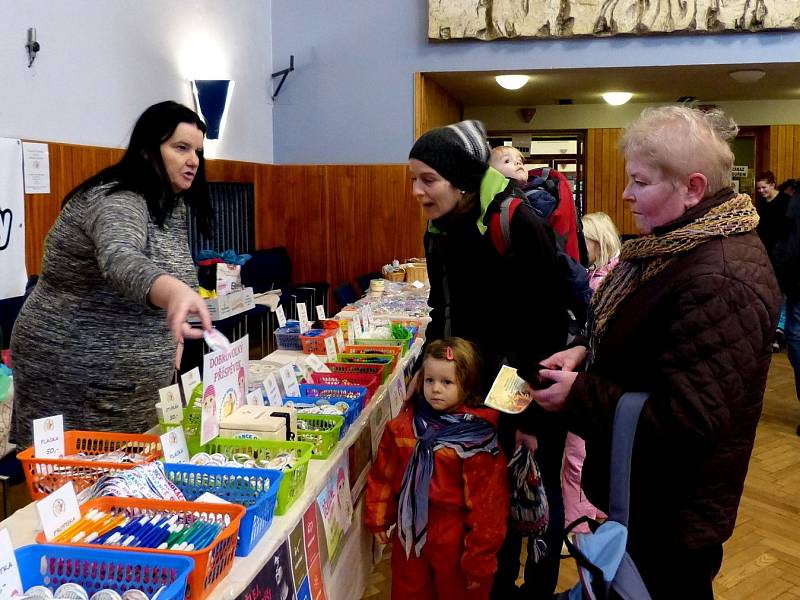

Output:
xmin=36 ymin=497 xmax=245 ymax=600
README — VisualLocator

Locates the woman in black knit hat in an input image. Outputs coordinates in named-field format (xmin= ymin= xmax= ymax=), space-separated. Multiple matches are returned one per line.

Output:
xmin=407 ymin=120 xmax=570 ymax=599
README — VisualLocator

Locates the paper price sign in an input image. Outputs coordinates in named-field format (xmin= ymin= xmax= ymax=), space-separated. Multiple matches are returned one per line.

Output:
xmin=0 ymin=529 xmax=22 ymax=597
xmin=280 ymin=364 xmax=301 ymax=397
xmin=324 ymin=336 xmax=337 ymax=363
xmin=276 ymin=305 xmax=287 ymax=328
xmin=33 ymin=414 xmax=64 ymax=459
xmin=336 ymin=329 xmax=346 ymax=353
xmin=247 ymin=390 xmax=263 ymax=406
xmin=263 ymin=374 xmax=283 ymax=407
xmin=160 ymin=427 xmax=190 ymax=464
xmin=352 ymin=315 xmax=363 ymax=339
xmin=297 ymin=303 xmax=309 ymax=325
xmin=360 ymin=307 xmax=370 ymax=332
xmin=37 ymin=482 xmax=81 ymax=541
xmin=159 ymin=384 xmax=183 ymax=424
xmin=304 ymin=353 xmax=331 ymax=373
xmin=180 ymin=367 xmax=201 ymax=405
xmin=316 ymin=305 xmax=326 ymax=320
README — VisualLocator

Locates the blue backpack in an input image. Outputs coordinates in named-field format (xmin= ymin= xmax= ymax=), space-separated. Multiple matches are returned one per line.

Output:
xmin=557 ymin=392 xmax=652 ymax=600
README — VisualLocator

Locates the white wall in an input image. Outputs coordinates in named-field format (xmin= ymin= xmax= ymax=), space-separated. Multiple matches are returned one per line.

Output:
xmin=271 ymin=1 xmax=800 ymax=164
xmin=0 ymin=0 xmax=273 ymax=162
xmin=466 ymin=99 xmax=800 ymax=131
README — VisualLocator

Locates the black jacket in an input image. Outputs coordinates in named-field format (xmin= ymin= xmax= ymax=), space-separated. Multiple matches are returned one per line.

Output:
xmin=770 ymin=194 xmax=800 ymax=298
xmin=424 ymin=176 xmax=570 ymax=439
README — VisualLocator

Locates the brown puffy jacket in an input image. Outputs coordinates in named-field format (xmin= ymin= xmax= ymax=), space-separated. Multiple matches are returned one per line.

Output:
xmin=565 ymin=192 xmax=781 ymax=550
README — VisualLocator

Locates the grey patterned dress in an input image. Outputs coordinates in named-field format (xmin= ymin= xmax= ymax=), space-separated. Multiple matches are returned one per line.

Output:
xmin=11 ymin=183 xmax=198 ymax=445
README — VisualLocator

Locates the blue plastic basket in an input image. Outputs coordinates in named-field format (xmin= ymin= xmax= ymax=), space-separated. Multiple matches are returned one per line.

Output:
xmin=283 ymin=394 xmax=361 ymax=437
xmin=300 ymin=383 xmax=367 ymax=415
xmin=274 ymin=320 xmax=302 ymax=351
xmin=16 ymin=544 xmax=192 ymax=600
xmin=163 ymin=462 xmax=283 ymax=557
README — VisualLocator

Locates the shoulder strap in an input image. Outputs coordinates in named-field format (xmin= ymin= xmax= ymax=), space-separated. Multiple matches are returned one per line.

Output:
xmin=489 ymin=196 xmax=523 ymax=257
xmin=608 ymin=391 xmax=648 ymax=527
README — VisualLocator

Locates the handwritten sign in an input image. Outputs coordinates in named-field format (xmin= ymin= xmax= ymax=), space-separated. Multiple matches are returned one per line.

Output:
xmin=316 ymin=305 xmax=326 ymax=320
xmin=0 ymin=529 xmax=22 ymax=597
xmin=37 ymin=482 xmax=81 ymax=541
xmin=33 ymin=414 xmax=64 ymax=459
xmin=160 ymin=427 xmax=190 ymax=464
xmin=335 ymin=329 xmax=346 ymax=354
xmin=280 ymin=364 xmax=301 ymax=398
xmin=297 ymin=304 xmax=310 ymax=333
xmin=158 ymin=384 xmax=184 ymax=424
xmin=304 ymin=353 xmax=331 ymax=374
xmin=324 ymin=337 xmax=337 ymax=363
xmin=180 ymin=367 xmax=201 ymax=405
xmin=263 ymin=375 xmax=283 ymax=407
xmin=276 ymin=305 xmax=287 ymax=328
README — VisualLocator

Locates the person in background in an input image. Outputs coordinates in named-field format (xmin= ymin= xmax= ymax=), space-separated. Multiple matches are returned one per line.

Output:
xmin=769 ymin=180 xmax=800 ymax=434
xmin=560 ymin=211 xmax=621 ymax=533
xmin=407 ymin=120 xmax=569 ymax=599
xmin=11 ymin=101 xmax=213 ymax=444
xmin=366 ymin=338 xmax=509 ymax=600
xmin=755 ymin=171 xmax=790 ymax=349
xmin=532 ymin=106 xmax=780 ymax=598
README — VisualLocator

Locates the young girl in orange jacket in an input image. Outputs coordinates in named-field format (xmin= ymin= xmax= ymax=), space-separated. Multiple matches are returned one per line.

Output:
xmin=365 ymin=337 xmax=509 ymax=600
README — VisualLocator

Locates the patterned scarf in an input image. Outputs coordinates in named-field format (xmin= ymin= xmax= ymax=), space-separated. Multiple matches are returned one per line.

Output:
xmin=397 ymin=396 xmax=499 ymax=558
xmin=588 ymin=194 xmax=759 ymax=363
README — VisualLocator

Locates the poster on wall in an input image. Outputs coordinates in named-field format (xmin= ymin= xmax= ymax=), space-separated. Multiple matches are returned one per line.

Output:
xmin=235 ymin=539 xmax=296 ymax=600
xmin=315 ymin=455 xmax=354 ymax=564
xmin=22 ymin=142 xmax=50 ymax=193
xmin=303 ymin=504 xmax=329 ymax=600
xmin=201 ymin=334 xmax=249 ymax=445
xmin=0 ymin=138 xmax=26 ymax=300
xmin=289 ymin=521 xmax=312 ymax=600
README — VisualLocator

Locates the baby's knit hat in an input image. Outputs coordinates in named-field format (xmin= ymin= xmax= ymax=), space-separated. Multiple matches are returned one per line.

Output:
xmin=409 ymin=120 xmax=490 ymax=193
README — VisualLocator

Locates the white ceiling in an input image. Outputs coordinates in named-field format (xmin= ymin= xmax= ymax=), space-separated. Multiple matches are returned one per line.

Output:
xmin=424 ymin=63 xmax=800 ymax=106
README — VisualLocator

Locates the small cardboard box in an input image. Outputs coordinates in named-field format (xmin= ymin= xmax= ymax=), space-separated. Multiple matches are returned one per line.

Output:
xmin=205 ymin=287 xmax=255 ymax=320
xmin=220 ymin=405 xmax=286 ymax=440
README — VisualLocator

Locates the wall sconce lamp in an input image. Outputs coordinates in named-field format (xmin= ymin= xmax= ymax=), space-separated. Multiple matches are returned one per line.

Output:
xmin=191 ymin=80 xmax=234 ymax=140
xmin=26 ymin=27 xmax=40 ymax=68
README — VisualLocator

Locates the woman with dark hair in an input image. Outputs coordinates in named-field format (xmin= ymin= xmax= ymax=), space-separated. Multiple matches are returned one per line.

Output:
xmin=11 ymin=101 xmax=213 ymax=443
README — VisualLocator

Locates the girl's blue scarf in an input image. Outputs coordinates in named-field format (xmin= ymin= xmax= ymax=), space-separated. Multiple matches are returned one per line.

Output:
xmin=397 ymin=396 xmax=499 ymax=558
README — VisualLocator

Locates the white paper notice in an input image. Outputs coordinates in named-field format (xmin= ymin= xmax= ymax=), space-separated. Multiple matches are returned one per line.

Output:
xmin=263 ymin=374 xmax=283 ymax=407
xmin=276 ymin=305 xmax=287 ymax=327
xmin=37 ymin=482 xmax=81 ymax=541
xmin=352 ymin=315 xmax=363 ymax=339
xmin=159 ymin=384 xmax=184 ymax=424
xmin=0 ymin=529 xmax=22 ymax=597
xmin=22 ymin=141 xmax=50 ymax=194
xmin=297 ymin=304 xmax=310 ymax=333
xmin=280 ymin=364 xmax=301 ymax=397
xmin=324 ymin=336 xmax=338 ymax=363
xmin=160 ymin=427 xmax=190 ymax=464
xmin=304 ymin=353 xmax=331 ymax=374
xmin=181 ymin=367 xmax=202 ymax=404
xmin=33 ymin=414 xmax=64 ymax=459
xmin=336 ymin=329 xmax=346 ymax=354
xmin=316 ymin=305 xmax=326 ymax=320
xmin=0 ymin=138 xmax=27 ymax=301
xmin=247 ymin=390 xmax=263 ymax=406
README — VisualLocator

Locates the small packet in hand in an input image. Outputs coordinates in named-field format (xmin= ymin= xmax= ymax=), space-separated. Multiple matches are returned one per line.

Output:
xmin=203 ymin=328 xmax=232 ymax=352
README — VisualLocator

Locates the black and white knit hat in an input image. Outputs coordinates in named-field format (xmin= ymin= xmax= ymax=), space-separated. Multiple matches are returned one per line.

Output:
xmin=409 ymin=120 xmax=490 ymax=193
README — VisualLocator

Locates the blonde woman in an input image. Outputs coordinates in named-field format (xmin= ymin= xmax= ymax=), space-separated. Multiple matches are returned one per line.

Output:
xmin=533 ymin=106 xmax=780 ymax=597
xmin=561 ymin=211 xmax=621 ymax=534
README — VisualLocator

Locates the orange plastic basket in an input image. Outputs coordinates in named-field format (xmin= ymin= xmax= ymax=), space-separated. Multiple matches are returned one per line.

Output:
xmin=36 ymin=496 xmax=245 ymax=600
xmin=18 ymin=431 xmax=162 ymax=499
xmin=299 ymin=328 xmax=338 ymax=355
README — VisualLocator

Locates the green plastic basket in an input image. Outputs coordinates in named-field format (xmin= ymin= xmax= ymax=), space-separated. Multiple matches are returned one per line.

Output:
xmin=201 ymin=437 xmax=314 ymax=514
xmin=159 ymin=385 xmax=203 ymax=456
xmin=354 ymin=327 xmax=412 ymax=355
xmin=296 ymin=414 xmax=344 ymax=459
xmin=336 ymin=353 xmax=395 ymax=383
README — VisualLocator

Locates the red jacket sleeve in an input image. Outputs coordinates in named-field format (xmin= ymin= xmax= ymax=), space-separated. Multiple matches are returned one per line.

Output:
xmin=460 ymin=447 xmax=510 ymax=582
xmin=364 ymin=423 xmax=402 ymax=533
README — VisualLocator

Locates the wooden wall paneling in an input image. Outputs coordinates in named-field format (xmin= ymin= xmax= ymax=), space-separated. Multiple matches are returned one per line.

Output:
xmin=584 ymin=129 xmax=633 ymax=236
xmin=327 ymin=165 xmax=425 ymax=288
xmin=414 ymin=73 xmax=463 ymax=139
xmin=254 ymin=165 xmax=331 ymax=286
xmin=768 ymin=125 xmax=800 ymax=185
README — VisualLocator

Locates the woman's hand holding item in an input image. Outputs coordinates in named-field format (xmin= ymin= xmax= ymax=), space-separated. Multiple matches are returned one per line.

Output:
xmin=515 ymin=430 xmax=538 ymax=454
xmin=540 ymin=346 xmax=588 ymax=372
xmin=150 ymin=274 xmax=212 ymax=341
xmin=531 ymin=369 xmax=578 ymax=411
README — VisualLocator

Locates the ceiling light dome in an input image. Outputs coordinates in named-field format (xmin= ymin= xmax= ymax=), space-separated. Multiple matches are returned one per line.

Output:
xmin=602 ymin=91 xmax=633 ymax=106
xmin=495 ymin=75 xmax=529 ymax=90
xmin=729 ymin=69 xmax=766 ymax=83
